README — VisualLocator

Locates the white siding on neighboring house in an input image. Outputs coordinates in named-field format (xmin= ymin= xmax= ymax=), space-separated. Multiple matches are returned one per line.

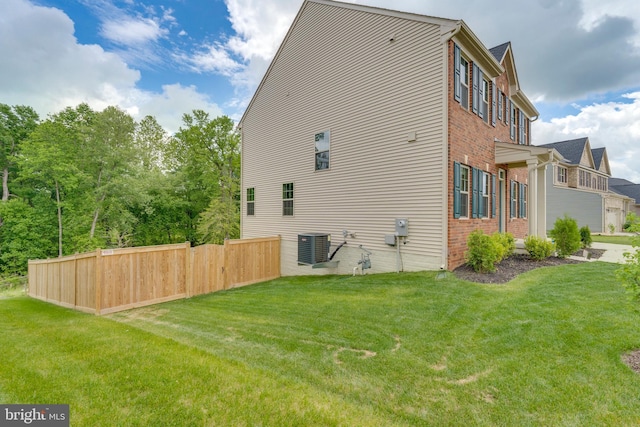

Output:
xmin=240 ymin=1 xmax=451 ymax=274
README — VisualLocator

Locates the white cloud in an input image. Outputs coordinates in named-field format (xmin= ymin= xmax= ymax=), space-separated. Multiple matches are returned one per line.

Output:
xmin=133 ymin=84 xmax=224 ymax=134
xmin=101 ymin=16 xmax=167 ymax=46
xmin=533 ymin=93 xmax=640 ymax=182
xmin=0 ymin=0 xmax=222 ymax=135
xmin=224 ymin=0 xmax=300 ymax=61
xmin=0 ymin=0 xmax=140 ymax=115
xmin=180 ymin=43 xmax=243 ymax=76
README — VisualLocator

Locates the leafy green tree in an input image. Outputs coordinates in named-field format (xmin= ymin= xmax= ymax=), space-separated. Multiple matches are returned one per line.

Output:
xmin=171 ymin=112 xmax=240 ymax=244
xmin=17 ymin=107 xmax=90 ymax=256
xmin=81 ymin=106 xmax=137 ymax=243
xmin=0 ymin=198 xmax=57 ymax=275
xmin=0 ymin=104 xmax=39 ymax=201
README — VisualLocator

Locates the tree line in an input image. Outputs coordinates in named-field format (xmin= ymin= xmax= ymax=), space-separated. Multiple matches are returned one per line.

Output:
xmin=0 ymin=103 xmax=240 ymax=277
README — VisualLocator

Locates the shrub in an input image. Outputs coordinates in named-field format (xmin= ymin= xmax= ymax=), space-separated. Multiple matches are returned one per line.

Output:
xmin=609 ymin=223 xmax=616 ymax=234
xmin=492 ymin=232 xmax=515 ymax=259
xmin=465 ymin=229 xmax=502 ymax=273
xmin=549 ymin=215 xmax=581 ymax=258
xmin=579 ymin=225 xmax=592 ymax=249
xmin=525 ymin=235 xmax=555 ymax=261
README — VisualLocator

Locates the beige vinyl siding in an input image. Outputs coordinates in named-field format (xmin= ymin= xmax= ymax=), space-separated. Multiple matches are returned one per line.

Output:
xmin=241 ymin=1 xmax=448 ymax=269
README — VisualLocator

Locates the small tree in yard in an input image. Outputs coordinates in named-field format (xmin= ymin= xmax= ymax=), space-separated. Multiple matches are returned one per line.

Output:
xmin=579 ymin=225 xmax=592 ymax=249
xmin=617 ymin=221 xmax=640 ymax=300
xmin=549 ymin=215 xmax=581 ymax=258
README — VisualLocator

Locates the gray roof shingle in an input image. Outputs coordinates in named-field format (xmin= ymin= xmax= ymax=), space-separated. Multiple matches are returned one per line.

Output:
xmin=489 ymin=42 xmax=510 ymax=63
xmin=591 ymin=147 xmax=605 ymax=170
xmin=609 ymin=177 xmax=640 ymax=204
xmin=537 ymin=137 xmax=589 ymax=165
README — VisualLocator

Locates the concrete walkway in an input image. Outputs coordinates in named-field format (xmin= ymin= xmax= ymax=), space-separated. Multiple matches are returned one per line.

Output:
xmin=575 ymin=242 xmax=635 ymax=264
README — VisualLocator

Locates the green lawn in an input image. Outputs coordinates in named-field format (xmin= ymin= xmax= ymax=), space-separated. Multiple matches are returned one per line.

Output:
xmin=2 ymin=263 xmax=640 ymax=425
xmin=592 ymin=234 xmax=636 ymax=245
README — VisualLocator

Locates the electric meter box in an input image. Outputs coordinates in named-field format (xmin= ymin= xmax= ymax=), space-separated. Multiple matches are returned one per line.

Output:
xmin=395 ymin=218 xmax=408 ymax=237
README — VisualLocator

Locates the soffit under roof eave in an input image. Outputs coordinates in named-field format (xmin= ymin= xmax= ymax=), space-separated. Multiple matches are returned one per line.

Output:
xmin=495 ymin=142 xmax=563 ymax=167
xmin=450 ymin=21 xmax=503 ymax=77
xmin=510 ymin=90 xmax=539 ymax=118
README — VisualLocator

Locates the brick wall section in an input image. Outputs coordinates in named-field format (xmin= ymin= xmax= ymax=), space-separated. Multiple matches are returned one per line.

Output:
xmin=447 ymin=41 xmax=529 ymax=269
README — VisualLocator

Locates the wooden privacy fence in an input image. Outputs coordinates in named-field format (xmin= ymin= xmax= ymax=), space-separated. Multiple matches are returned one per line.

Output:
xmin=28 ymin=236 xmax=280 ymax=315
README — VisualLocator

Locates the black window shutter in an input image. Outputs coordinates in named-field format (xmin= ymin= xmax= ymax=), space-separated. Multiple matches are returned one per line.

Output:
xmin=478 ymin=69 xmax=484 ymax=119
xmin=454 ymin=162 xmax=461 ymax=218
xmin=454 ymin=44 xmax=461 ymax=103
xmin=492 ymin=174 xmax=496 ymax=217
xmin=472 ymin=167 xmax=479 ymax=219
xmin=472 ymin=64 xmax=479 ymax=114
xmin=491 ymin=81 xmax=497 ymax=126
xmin=510 ymin=180 xmax=516 ymax=218
xmin=519 ymin=183 xmax=525 ymax=218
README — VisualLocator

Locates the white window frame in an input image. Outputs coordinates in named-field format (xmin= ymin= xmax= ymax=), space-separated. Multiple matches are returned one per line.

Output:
xmin=314 ymin=131 xmax=330 ymax=171
xmin=481 ymin=172 xmax=490 ymax=218
xmin=481 ymin=79 xmax=489 ymax=123
xmin=282 ymin=183 xmax=294 ymax=216
xmin=246 ymin=187 xmax=255 ymax=216
xmin=460 ymin=165 xmax=470 ymax=218
xmin=556 ymin=166 xmax=568 ymax=184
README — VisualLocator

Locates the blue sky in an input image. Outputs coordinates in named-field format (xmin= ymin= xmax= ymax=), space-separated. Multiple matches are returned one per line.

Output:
xmin=1 ymin=0 xmax=640 ymax=181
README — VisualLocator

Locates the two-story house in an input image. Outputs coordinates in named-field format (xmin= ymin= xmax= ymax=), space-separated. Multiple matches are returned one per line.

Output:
xmin=239 ymin=0 xmax=561 ymax=275
xmin=537 ymin=137 xmax=632 ymax=232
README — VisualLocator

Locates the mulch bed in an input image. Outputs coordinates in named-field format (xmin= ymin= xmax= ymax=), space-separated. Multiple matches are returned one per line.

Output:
xmin=452 ymin=248 xmax=605 ymax=285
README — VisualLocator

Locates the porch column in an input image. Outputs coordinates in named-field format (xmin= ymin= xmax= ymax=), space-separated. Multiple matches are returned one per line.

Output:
xmin=537 ymin=162 xmax=547 ymax=237
xmin=527 ymin=159 xmax=539 ymax=237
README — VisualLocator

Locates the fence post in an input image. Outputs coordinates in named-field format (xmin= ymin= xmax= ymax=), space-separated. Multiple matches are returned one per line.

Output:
xmin=95 ymin=248 xmax=102 ymax=315
xmin=185 ymin=241 xmax=193 ymax=297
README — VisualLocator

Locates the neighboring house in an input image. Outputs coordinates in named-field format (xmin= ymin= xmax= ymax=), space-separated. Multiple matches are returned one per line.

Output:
xmin=610 ymin=177 xmax=640 ymax=217
xmin=536 ymin=137 xmax=632 ymax=232
xmin=239 ymin=0 xmax=560 ymax=275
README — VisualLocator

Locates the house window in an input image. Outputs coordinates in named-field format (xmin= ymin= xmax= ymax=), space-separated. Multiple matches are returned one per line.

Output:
xmin=597 ymin=176 xmax=607 ymax=191
xmin=481 ymin=79 xmax=489 ymax=123
xmin=498 ymin=90 xmax=503 ymax=121
xmin=460 ymin=166 xmax=470 ymax=218
xmin=520 ymin=184 xmax=527 ymax=218
xmin=510 ymin=180 xmax=518 ymax=218
xmin=505 ymin=97 xmax=510 ymax=126
xmin=557 ymin=166 xmax=568 ymax=184
xmin=282 ymin=183 xmax=294 ymax=216
xmin=579 ymin=170 xmax=592 ymax=188
xmin=510 ymin=104 xmax=516 ymax=140
xmin=454 ymin=162 xmax=470 ymax=218
xmin=315 ymin=131 xmax=330 ymax=171
xmin=519 ymin=111 xmax=527 ymax=145
xmin=454 ymin=44 xmax=470 ymax=110
xmin=481 ymin=172 xmax=490 ymax=218
xmin=246 ymin=187 xmax=255 ymax=216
